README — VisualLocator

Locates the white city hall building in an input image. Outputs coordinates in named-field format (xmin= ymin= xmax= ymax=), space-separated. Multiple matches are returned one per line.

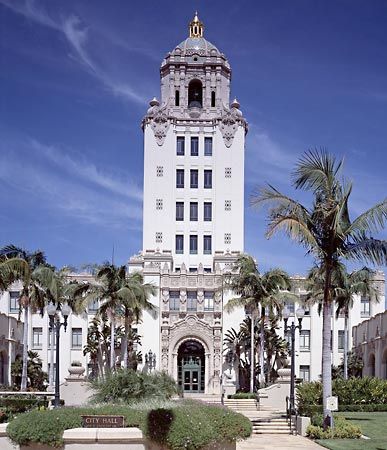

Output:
xmin=0 ymin=14 xmax=385 ymax=391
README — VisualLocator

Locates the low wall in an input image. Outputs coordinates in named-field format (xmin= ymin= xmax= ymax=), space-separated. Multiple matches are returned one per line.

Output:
xmin=0 ymin=424 xmax=236 ymax=450
xmin=258 ymin=381 xmax=290 ymax=411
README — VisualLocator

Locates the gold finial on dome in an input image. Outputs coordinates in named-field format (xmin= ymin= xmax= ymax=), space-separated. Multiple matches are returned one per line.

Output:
xmin=189 ymin=11 xmax=204 ymax=37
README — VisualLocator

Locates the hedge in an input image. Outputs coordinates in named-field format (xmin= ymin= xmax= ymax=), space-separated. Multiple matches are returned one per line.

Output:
xmin=299 ymin=403 xmax=387 ymax=417
xmin=6 ymin=401 xmax=252 ymax=449
xmin=306 ymin=415 xmax=362 ymax=440
xmin=227 ymin=393 xmax=257 ymax=399
xmin=297 ymin=377 xmax=387 ymax=416
xmin=0 ymin=396 xmax=49 ymax=423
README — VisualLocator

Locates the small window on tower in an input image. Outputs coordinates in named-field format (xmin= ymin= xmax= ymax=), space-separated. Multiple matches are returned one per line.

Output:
xmin=224 ymin=233 xmax=231 ymax=245
xmin=157 ymin=166 xmax=164 ymax=177
xmin=156 ymin=199 xmax=163 ymax=210
xmin=156 ymin=232 xmax=163 ymax=243
xmin=225 ymin=167 xmax=232 ymax=178
xmin=204 ymin=137 xmax=212 ymax=156
xmin=211 ymin=91 xmax=216 ymax=107
xmin=225 ymin=200 xmax=231 ymax=211
xmin=175 ymin=90 xmax=180 ymax=107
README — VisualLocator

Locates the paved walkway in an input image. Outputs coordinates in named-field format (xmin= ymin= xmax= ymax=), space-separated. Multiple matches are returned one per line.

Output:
xmin=237 ymin=434 xmax=323 ymax=449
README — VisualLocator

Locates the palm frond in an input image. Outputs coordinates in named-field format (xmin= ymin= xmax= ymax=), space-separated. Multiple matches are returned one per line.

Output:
xmin=346 ymin=199 xmax=387 ymax=238
xmin=345 ymin=237 xmax=387 ymax=266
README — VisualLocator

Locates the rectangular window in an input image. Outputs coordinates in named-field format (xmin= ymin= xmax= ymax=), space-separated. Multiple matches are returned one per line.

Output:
xmin=225 ymin=200 xmax=231 ymax=211
xmin=190 ymin=235 xmax=198 ymax=254
xmin=176 ymin=202 xmax=184 ymax=221
xmin=169 ymin=291 xmax=180 ymax=311
xmin=204 ymin=268 xmax=212 ymax=273
xmin=204 ymin=169 xmax=212 ymax=188
xmin=190 ymin=202 xmax=198 ymax=221
xmin=189 ymin=267 xmax=197 ymax=273
xmin=224 ymin=233 xmax=231 ymax=245
xmin=300 ymin=330 xmax=310 ymax=351
xmin=187 ymin=292 xmax=197 ymax=311
xmin=338 ymin=330 xmax=345 ymax=351
xmin=361 ymin=296 xmax=370 ymax=317
xmin=299 ymin=365 xmax=310 ymax=382
xmin=191 ymin=137 xmax=199 ymax=156
xmin=204 ymin=202 xmax=212 ymax=221
xmin=88 ymin=299 xmax=99 ymax=314
xmin=32 ymin=327 xmax=43 ymax=349
xmin=225 ymin=167 xmax=231 ymax=178
xmin=72 ymin=328 xmax=82 ymax=348
xmin=190 ymin=169 xmax=198 ymax=188
xmin=175 ymin=235 xmax=184 ymax=254
xmin=203 ymin=235 xmax=212 ymax=254
xmin=204 ymin=137 xmax=213 ymax=156
xmin=176 ymin=136 xmax=185 ymax=155
xmin=9 ymin=291 xmax=20 ymax=313
xmin=176 ymin=169 xmax=184 ymax=188
xmin=156 ymin=198 xmax=163 ymax=210
xmin=204 ymin=291 xmax=214 ymax=311
xmin=156 ymin=166 xmax=163 ymax=177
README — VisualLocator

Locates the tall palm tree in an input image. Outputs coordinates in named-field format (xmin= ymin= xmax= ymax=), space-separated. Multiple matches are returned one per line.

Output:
xmin=116 ymin=271 xmax=157 ymax=368
xmin=0 ymin=245 xmax=52 ymax=391
xmin=252 ymin=150 xmax=387 ymax=423
xmin=225 ymin=254 xmax=292 ymax=390
xmin=305 ymin=264 xmax=378 ymax=380
xmin=77 ymin=265 xmax=156 ymax=371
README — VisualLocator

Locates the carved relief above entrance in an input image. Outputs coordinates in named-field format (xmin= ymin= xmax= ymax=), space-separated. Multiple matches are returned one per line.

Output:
xmin=161 ymin=315 xmax=222 ymax=394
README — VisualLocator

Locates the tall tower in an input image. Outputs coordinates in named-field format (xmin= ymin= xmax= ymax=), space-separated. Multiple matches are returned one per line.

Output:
xmin=130 ymin=14 xmax=247 ymax=395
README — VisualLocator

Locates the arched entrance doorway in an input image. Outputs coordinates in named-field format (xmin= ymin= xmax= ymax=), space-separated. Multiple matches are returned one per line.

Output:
xmin=178 ymin=340 xmax=205 ymax=393
xmin=0 ymin=351 xmax=8 ymax=385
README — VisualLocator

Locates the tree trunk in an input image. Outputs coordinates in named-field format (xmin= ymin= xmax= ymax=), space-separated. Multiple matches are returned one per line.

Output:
xmin=21 ymin=306 xmax=29 ymax=391
xmin=49 ymin=326 xmax=55 ymax=390
xmin=250 ymin=314 xmax=254 ymax=393
xmin=122 ymin=315 xmax=130 ymax=369
xmin=322 ymin=264 xmax=333 ymax=427
xmin=260 ymin=306 xmax=265 ymax=386
xmin=344 ymin=311 xmax=348 ymax=380
xmin=110 ymin=316 xmax=115 ymax=371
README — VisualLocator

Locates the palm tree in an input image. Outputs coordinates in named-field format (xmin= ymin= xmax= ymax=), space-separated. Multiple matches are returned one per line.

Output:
xmin=0 ymin=245 xmax=52 ymax=391
xmin=334 ymin=266 xmax=379 ymax=379
xmin=116 ymin=271 xmax=156 ymax=368
xmin=252 ymin=149 xmax=387 ymax=423
xmin=77 ymin=265 xmax=156 ymax=371
xmin=225 ymin=254 xmax=292 ymax=390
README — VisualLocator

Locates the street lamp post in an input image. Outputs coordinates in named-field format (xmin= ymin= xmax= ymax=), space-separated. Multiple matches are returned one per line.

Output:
xmin=145 ymin=349 xmax=156 ymax=372
xmin=283 ymin=306 xmax=305 ymax=415
xmin=47 ymin=303 xmax=71 ymax=408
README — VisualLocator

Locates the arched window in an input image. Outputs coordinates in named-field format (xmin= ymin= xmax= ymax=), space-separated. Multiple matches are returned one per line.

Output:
xmin=175 ymin=90 xmax=180 ymax=107
xmin=188 ymin=79 xmax=203 ymax=108
xmin=211 ymin=91 xmax=216 ymax=107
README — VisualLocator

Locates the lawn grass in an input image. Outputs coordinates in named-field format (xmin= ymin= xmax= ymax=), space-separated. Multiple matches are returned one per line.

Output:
xmin=317 ymin=412 xmax=387 ymax=450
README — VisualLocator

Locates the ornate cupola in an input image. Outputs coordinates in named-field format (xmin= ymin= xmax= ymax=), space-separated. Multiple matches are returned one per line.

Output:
xmin=189 ymin=12 xmax=204 ymax=38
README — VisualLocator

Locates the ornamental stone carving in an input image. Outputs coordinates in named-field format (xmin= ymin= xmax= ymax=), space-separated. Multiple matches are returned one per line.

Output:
xmin=219 ymin=104 xmax=248 ymax=148
xmin=150 ymin=110 xmax=170 ymax=146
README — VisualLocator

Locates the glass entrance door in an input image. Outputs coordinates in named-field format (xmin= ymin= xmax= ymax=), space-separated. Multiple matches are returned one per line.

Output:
xmin=182 ymin=356 xmax=202 ymax=392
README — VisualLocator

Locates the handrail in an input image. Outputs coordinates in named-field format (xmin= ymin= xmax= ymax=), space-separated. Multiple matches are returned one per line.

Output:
xmin=285 ymin=396 xmax=298 ymax=435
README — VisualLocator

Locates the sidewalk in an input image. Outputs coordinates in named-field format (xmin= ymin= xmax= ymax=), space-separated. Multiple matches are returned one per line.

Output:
xmin=237 ymin=434 xmax=322 ymax=449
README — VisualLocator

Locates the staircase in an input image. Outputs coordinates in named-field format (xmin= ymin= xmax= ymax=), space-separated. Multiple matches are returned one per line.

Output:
xmin=223 ymin=399 xmax=291 ymax=435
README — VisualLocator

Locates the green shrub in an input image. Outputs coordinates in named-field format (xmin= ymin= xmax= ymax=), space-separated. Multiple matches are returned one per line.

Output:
xmin=91 ymin=369 xmax=179 ymax=404
xmin=227 ymin=393 xmax=257 ymax=399
xmin=297 ymin=377 xmax=387 ymax=416
xmin=307 ymin=416 xmax=362 ymax=440
xmin=6 ymin=401 xmax=252 ymax=449
xmin=0 ymin=395 xmax=49 ymax=422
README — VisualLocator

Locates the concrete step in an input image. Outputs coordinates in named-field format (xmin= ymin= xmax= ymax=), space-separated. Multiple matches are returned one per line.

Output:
xmin=253 ymin=429 xmax=290 ymax=434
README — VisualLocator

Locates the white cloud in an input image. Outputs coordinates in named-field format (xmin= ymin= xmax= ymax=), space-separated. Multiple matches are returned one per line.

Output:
xmin=0 ymin=137 xmax=143 ymax=228
xmin=29 ymin=139 xmax=143 ymax=201
xmin=0 ymin=0 xmax=147 ymax=104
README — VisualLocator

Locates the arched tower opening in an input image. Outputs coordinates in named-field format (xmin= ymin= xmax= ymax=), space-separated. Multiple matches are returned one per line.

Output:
xmin=188 ymin=79 xmax=203 ymax=108
xmin=368 ymin=353 xmax=376 ymax=377
xmin=177 ymin=339 xmax=205 ymax=392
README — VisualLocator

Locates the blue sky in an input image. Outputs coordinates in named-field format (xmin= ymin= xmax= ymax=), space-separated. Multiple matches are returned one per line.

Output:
xmin=0 ymin=0 xmax=386 ymax=280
